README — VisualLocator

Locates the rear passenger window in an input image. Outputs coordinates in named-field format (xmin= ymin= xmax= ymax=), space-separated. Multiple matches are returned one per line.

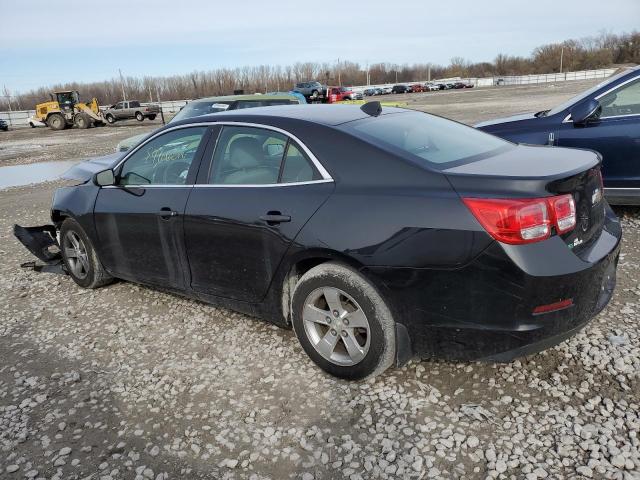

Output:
xmin=209 ymin=126 xmax=286 ymax=185
xmin=281 ymin=143 xmax=320 ymax=183
xmin=208 ymin=126 xmax=320 ymax=185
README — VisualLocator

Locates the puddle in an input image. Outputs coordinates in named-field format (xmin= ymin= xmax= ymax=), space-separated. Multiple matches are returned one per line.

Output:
xmin=0 ymin=160 xmax=79 ymax=189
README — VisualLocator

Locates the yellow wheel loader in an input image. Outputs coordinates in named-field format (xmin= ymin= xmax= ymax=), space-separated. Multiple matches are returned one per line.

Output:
xmin=34 ymin=91 xmax=106 ymax=130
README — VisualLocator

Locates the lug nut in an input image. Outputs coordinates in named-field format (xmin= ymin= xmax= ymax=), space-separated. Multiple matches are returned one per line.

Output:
xmin=333 ymin=310 xmax=339 ymax=317
xmin=341 ymin=331 xmax=347 ymax=337
xmin=326 ymin=316 xmax=331 ymax=324
xmin=343 ymin=318 xmax=349 ymax=326
xmin=330 ymin=329 xmax=337 ymax=336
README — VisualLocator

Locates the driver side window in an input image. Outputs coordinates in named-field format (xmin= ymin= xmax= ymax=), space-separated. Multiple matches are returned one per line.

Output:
xmin=599 ymin=79 xmax=640 ymax=118
xmin=118 ymin=127 xmax=207 ymax=185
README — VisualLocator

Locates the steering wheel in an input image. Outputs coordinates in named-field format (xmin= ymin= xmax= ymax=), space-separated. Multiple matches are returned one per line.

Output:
xmin=163 ymin=161 xmax=191 ymax=184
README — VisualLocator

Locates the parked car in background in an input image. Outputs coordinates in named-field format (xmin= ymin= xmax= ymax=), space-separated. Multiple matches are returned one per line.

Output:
xmin=20 ymin=103 xmax=620 ymax=380
xmin=391 ymin=84 xmax=410 ymax=94
xmin=424 ymin=83 xmax=440 ymax=91
xmin=364 ymin=88 xmax=377 ymax=96
xmin=293 ymin=81 xmax=326 ymax=101
xmin=345 ymin=88 xmax=364 ymax=100
xmin=28 ymin=117 xmax=47 ymax=128
xmin=0 ymin=119 xmax=8 ymax=131
xmin=381 ymin=87 xmax=393 ymax=95
xmin=103 ymin=100 xmax=160 ymax=124
xmin=409 ymin=84 xmax=424 ymax=93
xmin=477 ymin=66 xmax=640 ymax=205
xmin=116 ymin=93 xmax=305 ymax=152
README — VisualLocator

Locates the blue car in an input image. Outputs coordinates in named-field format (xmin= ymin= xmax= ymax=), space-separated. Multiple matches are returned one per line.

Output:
xmin=477 ymin=66 xmax=640 ymax=205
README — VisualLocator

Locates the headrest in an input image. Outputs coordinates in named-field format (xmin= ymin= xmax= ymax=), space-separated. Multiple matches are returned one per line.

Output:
xmin=229 ymin=137 xmax=262 ymax=169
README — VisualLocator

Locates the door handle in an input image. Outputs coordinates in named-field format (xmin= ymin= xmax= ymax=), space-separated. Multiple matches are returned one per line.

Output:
xmin=158 ymin=207 xmax=178 ymax=219
xmin=259 ymin=212 xmax=291 ymax=224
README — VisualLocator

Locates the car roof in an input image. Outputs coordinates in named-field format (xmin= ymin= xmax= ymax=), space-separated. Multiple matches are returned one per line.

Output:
xmin=192 ymin=94 xmax=298 ymax=103
xmin=180 ymin=104 xmax=410 ymax=126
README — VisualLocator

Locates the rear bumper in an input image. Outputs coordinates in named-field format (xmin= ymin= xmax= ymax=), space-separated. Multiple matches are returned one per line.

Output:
xmin=368 ymin=206 xmax=622 ymax=363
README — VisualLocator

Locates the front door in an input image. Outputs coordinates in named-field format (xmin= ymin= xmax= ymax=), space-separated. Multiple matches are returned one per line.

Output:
xmin=557 ymin=77 xmax=640 ymax=188
xmin=94 ymin=125 xmax=212 ymax=288
xmin=183 ymin=124 xmax=334 ymax=302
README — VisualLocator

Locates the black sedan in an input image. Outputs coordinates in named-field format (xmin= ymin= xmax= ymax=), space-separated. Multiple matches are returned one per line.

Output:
xmin=16 ymin=103 xmax=621 ymax=380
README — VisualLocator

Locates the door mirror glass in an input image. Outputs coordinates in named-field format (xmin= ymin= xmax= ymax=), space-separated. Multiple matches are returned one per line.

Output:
xmin=95 ymin=169 xmax=115 ymax=186
xmin=570 ymin=99 xmax=601 ymax=125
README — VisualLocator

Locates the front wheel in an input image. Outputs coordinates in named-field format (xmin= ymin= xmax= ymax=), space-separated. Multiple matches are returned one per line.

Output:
xmin=48 ymin=113 xmax=66 ymax=130
xmin=60 ymin=218 xmax=113 ymax=289
xmin=105 ymin=114 xmax=116 ymax=124
xmin=291 ymin=263 xmax=396 ymax=380
xmin=135 ymin=112 xmax=144 ymax=121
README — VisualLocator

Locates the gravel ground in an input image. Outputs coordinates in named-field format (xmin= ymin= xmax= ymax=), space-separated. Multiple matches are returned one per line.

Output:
xmin=1 ymin=80 xmax=639 ymax=480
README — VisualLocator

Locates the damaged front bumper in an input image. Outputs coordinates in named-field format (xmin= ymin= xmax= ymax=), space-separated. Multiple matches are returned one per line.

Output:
xmin=13 ymin=224 xmax=65 ymax=273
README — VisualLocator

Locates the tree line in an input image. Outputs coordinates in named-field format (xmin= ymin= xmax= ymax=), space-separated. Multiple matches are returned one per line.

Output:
xmin=2 ymin=30 xmax=638 ymax=110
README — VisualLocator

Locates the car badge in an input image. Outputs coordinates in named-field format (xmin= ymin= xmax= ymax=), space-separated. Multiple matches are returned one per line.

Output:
xmin=592 ymin=188 xmax=602 ymax=205
xmin=568 ymin=237 xmax=584 ymax=249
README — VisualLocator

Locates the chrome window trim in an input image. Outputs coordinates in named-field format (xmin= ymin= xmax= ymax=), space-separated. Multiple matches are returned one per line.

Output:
xmin=102 ymin=179 xmax=334 ymax=189
xmin=595 ymin=74 xmax=639 ymax=101
xmin=112 ymin=120 xmax=333 ymax=183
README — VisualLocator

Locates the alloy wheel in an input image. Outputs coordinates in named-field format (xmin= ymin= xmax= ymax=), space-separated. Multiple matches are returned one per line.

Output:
xmin=63 ymin=231 xmax=90 ymax=279
xmin=302 ymin=287 xmax=371 ymax=366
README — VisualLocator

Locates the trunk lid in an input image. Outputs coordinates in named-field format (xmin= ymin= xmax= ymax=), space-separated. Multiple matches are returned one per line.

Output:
xmin=444 ymin=144 xmax=605 ymax=251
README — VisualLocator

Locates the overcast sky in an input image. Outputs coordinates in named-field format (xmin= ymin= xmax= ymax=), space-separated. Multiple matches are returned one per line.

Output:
xmin=1 ymin=0 xmax=638 ymax=93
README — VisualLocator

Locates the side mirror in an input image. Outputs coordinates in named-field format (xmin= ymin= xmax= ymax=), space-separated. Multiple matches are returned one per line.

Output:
xmin=570 ymin=99 xmax=601 ymax=125
xmin=94 ymin=169 xmax=115 ymax=186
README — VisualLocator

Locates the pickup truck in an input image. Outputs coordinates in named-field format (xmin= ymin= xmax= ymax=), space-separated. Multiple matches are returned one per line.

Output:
xmin=103 ymin=100 xmax=160 ymax=124
xmin=293 ymin=81 xmax=327 ymax=101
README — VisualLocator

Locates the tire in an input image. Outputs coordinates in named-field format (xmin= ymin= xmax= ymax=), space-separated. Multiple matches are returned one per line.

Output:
xmin=147 ymin=114 xmax=157 ymax=120
xmin=106 ymin=114 xmax=116 ymax=124
xmin=310 ymin=90 xmax=319 ymax=100
xmin=60 ymin=218 xmax=113 ymax=289
xmin=74 ymin=113 xmax=91 ymax=129
xmin=94 ymin=121 xmax=106 ymax=127
xmin=291 ymin=262 xmax=395 ymax=380
xmin=135 ymin=112 xmax=144 ymax=121
xmin=48 ymin=113 xmax=66 ymax=131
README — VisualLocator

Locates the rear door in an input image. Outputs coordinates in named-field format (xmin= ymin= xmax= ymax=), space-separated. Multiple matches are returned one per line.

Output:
xmin=94 ymin=125 xmax=212 ymax=288
xmin=183 ymin=124 xmax=334 ymax=302
xmin=557 ymin=77 xmax=640 ymax=188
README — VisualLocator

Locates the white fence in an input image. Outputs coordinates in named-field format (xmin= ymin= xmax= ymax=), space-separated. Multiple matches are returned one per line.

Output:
xmin=0 ymin=68 xmax=617 ymax=128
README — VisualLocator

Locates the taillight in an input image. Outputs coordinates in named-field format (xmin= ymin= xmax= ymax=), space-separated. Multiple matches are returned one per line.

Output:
xmin=548 ymin=194 xmax=576 ymax=233
xmin=464 ymin=194 xmax=577 ymax=245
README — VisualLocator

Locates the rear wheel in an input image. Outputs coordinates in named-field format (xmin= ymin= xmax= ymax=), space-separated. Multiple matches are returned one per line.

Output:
xmin=105 ymin=114 xmax=116 ymax=124
xmin=291 ymin=262 xmax=396 ymax=380
xmin=135 ymin=112 xmax=144 ymax=121
xmin=147 ymin=114 xmax=157 ymax=120
xmin=48 ymin=113 xmax=66 ymax=131
xmin=60 ymin=218 xmax=113 ymax=289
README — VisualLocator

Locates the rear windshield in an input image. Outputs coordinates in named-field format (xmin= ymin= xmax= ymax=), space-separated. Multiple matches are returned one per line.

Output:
xmin=341 ymin=111 xmax=512 ymax=169
xmin=170 ymin=101 xmax=233 ymax=123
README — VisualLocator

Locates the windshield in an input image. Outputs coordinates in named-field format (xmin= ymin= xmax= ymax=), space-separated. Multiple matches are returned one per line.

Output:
xmin=547 ymin=69 xmax=633 ymax=116
xmin=341 ymin=111 xmax=512 ymax=169
xmin=170 ymin=101 xmax=233 ymax=123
